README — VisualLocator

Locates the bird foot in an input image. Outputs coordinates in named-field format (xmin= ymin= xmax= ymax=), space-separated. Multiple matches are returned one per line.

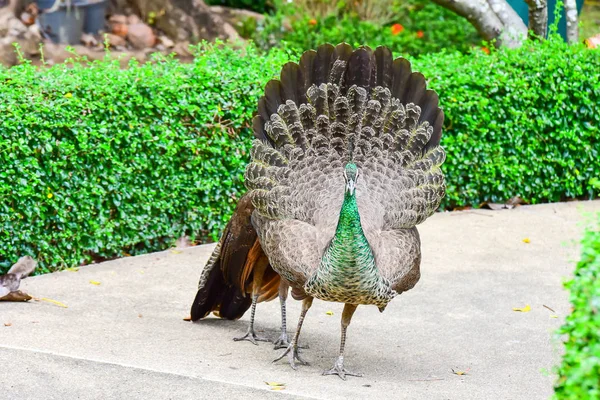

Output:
xmin=273 ymin=343 xmax=309 ymax=370
xmin=273 ymin=332 xmax=290 ymax=349
xmin=323 ymin=357 xmax=363 ymax=380
xmin=233 ymin=328 xmax=270 ymax=345
xmin=273 ymin=332 xmax=309 ymax=350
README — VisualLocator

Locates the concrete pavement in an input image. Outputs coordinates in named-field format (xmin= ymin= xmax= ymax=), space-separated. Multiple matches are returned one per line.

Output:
xmin=1 ymin=200 xmax=599 ymax=400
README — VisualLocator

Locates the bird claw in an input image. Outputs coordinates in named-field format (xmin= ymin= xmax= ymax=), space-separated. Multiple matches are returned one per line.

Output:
xmin=273 ymin=343 xmax=309 ymax=369
xmin=273 ymin=332 xmax=309 ymax=350
xmin=323 ymin=357 xmax=363 ymax=380
xmin=273 ymin=332 xmax=290 ymax=349
xmin=233 ymin=328 xmax=270 ymax=345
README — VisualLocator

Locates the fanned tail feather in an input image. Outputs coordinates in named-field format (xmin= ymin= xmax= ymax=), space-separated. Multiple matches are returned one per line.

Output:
xmin=246 ymin=43 xmax=446 ymax=228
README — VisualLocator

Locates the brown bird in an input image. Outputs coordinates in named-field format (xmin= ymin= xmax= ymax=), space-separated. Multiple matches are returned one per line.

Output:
xmin=0 ymin=256 xmax=37 ymax=300
xmin=190 ymin=194 xmax=293 ymax=348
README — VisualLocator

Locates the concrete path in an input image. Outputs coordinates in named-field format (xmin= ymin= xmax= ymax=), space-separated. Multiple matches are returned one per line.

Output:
xmin=2 ymin=201 xmax=599 ymax=400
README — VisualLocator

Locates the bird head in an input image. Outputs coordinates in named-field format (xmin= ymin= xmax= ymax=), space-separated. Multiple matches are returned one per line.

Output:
xmin=343 ymin=163 xmax=359 ymax=196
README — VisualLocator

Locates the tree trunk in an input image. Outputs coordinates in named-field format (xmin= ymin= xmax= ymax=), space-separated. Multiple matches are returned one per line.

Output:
xmin=524 ymin=0 xmax=548 ymax=39
xmin=432 ymin=0 xmax=527 ymax=48
xmin=564 ymin=0 xmax=578 ymax=44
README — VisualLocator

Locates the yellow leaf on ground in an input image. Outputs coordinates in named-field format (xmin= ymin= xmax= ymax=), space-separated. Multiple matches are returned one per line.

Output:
xmin=522 ymin=238 xmax=531 ymax=243
xmin=170 ymin=249 xmax=182 ymax=254
xmin=451 ymin=368 xmax=470 ymax=376
xmin=270 ymin=386 xmax=285 ymax=391
xmin=65 ymin=267 xmax=79 ymax=272
xmin=37 ymin=297 xmax=68 ymax=308
xmin=325 ymin=311 xmax=334 ymax=316
xmin=550 ymin=315 xmax=559 ymax=318
xmin=512 ymin=304 xmax=531 ymax=312
xmin=265 ymin=382 xmax=285 ymax=387
xmin=89 ymin=280 xmax=101 ymax=286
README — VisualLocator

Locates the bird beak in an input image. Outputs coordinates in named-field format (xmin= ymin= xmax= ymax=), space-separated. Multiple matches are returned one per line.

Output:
xmin=346 ymin=179 xmax=355 ymax=195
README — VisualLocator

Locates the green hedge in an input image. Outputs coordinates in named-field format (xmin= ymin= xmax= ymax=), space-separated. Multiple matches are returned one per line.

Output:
xmin=1 ymin=39 xmax=599 ymax=274
xmin=554 ymin=216 xmax=600 ymax=399
xmin=413 ymin=38 xmax=600 ymax=207
xmin=0 ymin=44 xmax=292 ymax=274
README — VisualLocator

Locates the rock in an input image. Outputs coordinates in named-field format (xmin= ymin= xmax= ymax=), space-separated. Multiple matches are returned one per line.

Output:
xmin=109 ymin=14 xmax=128 ymax=24
xmin=104 ymin=33 xmax=126 ymax=47
xmin=127 ymin=14 xmax=141 ymax=25
xmin=126 ymin=22 xmax=155 ymax=49
xmin=111 ymin=22 xmax=128 ymax=37
xmin=157 ymin=35 xmax=174 ymax=48
xmin=81 ymin=33 xmax=98 ymax=47
xmin=6 ymin=15 xmax=28 ymax=37
xmin=0 ymin=36 xmax=18 ymax=66
xmin=173 ymin=41 xmax=191 ymax=57
xmin=126 ymin=0 xmax=240 ymax=43
xmin=20 ymin=3 xmax=39 ymax=26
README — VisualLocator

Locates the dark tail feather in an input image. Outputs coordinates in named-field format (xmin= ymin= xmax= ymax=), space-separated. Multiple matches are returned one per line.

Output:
xmin=189 ymin=257 xmax=252 ymax=321
xmin=214 ymin=285 xmax=252 ymax=320
xmin=190 ymin=257 xmax=224 ymax=321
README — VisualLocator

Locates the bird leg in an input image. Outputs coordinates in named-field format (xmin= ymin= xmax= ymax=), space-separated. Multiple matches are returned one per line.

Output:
xmin=273 ymin=281 xmax=290 ymax=349
xmin=233 ymin=258 xmax=269 ymax=345
xmin=274 ymin=296 xmax=313 ymax=369
xmin=233 ymin=293 xmax=270 ymax=345
xmin=323 ymin=303 xmax=363 ymax=380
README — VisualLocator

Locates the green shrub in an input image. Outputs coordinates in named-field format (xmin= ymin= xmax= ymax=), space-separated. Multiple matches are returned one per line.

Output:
xmin=0 ymin=39 xmax=598 ymax=274
xmin=0 ymin=44 xmax=292 ymax=274
xmin=554 ymin=216 xmax=600 ymax=399
xmin=254 ymin=0 xmax=481 ymax=56
xmin=412 ymin=37 xmax=600 ymax=208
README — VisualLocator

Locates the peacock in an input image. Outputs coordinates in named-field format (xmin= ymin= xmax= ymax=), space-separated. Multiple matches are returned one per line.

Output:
xmin=192 ymin=43 xmax=446 ymax=379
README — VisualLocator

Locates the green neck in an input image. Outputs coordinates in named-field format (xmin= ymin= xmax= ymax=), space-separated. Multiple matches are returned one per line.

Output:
xmin=319 ymin=186 xmax=377 ymax=275
xmin=305 ymin=163 xmax=394 ymax=308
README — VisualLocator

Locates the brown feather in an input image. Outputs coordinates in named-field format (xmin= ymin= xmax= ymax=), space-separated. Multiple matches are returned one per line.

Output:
xmin=190 ymin=193 xmax=282 ymax=321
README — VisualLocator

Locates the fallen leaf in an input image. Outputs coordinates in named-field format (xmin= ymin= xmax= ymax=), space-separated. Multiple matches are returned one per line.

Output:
xmin=183 ymin=315 xmax=192 ymax=321
xmin=36 ymin=297 xmax=68 ymax=308
xmin=4 ymin=322 xmax=12 ymax=327
xmin=170 ymin=249 xmax=182 ymax=254
xmin=138 ymin=314 xmax=143 ymax=318
xmin=138 ymin=270 xmax=145 ymax=274
xmin=451 ymin=368 xmax=470 ymax=376
xmin=89 ymin=280 xmax=101 ymax=285
xmin=522 ymin=238 xmax=531 ymax=243
xmin=265 ymin=382 xmax=285 ymax=387
xmin=325 ymin=311 xmax=334 ymax=316
xmin=513 ymin=304 xmax=531 ymax=312
xmin=65 ymin=267 xmax=79 ymax=272
xmin=550 ymin=315 xmax=558 ymax=319
xmin=270 ymin=387 xmax=285 ymax=391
